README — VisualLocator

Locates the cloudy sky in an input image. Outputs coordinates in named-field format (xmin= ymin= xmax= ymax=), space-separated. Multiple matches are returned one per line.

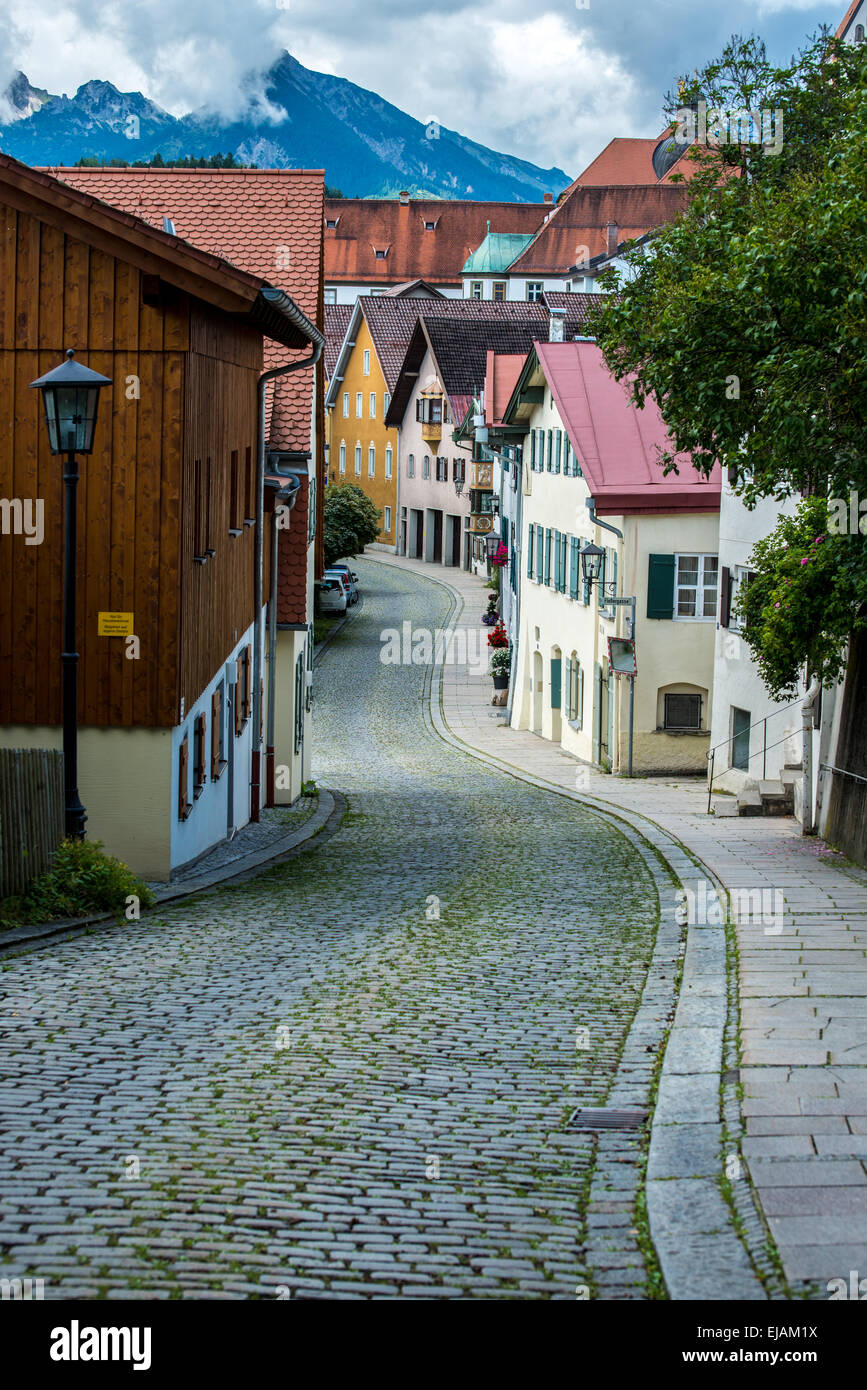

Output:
xmin=0 ymin=0 xmax=847 ymax=175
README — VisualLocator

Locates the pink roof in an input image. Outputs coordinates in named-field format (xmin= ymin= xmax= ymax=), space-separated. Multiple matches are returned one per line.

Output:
xmin=535 ymin=341 xmax=720 ymax=514
xmin=485 ymin=352 xmax=526 ymax=426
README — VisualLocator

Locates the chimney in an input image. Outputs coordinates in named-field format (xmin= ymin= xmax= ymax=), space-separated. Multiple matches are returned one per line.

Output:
xmin=399 ymin=190 xmax=410 ymax=205
xmin=606 ymin=221 xmax=619 ymax=256
xmin=549 ymin=307 xmax=567 ymax=343
xmin=543 ymin=192 xmax=553 ymax=203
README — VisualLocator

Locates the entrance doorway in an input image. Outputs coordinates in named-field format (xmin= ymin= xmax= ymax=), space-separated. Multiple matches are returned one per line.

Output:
xmin=532 ymin=651 xmax=543 ymax=733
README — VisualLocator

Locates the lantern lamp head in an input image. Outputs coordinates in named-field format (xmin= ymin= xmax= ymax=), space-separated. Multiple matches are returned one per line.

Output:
xmin=29 ymin=349 xmax=112 ymax=455
xmin=580 ymin=541 xmax=605 ymax=584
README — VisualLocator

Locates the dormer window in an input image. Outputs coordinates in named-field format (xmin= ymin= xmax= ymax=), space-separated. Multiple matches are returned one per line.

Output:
xmin=424 ymin=221 xmax=436 ymax=231
xmin=325 ymin=217 xmax=340 ymax=229
xmin=373 ymin=246 xmax=389 ymax=260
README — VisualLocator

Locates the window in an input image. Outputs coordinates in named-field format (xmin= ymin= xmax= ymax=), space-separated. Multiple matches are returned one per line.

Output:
xmin=675 ymin=554 xmax=718 ymax=619
xmin=424 ymin=220 xmax=437 ymax=231
xmin=423 ymin=455 xmax=431 ymax=479
xmin=308 ymin=474 xmax=316 ymax=542
xmin=555 ymin=431 xmax=562 ymax=474
xmin=544 ymin=528 xmax=552 ymax=585
xmin=374 ymin=248 xmax=388 ymax=260
xmin=244 ymin=446 xmax=255 ymax=523
xmin=229 ymin=449 xmax=242 ymax=535
xmin=526 ymin=281 xmax=543 ymax=302
xmin=342 ymin=392 xmax=349 ymax=418
xmin=453 ymin=458 xmax=465 ymax=484
xmin=368 ymin=444 xmax=375 ymax=477
xmin=324 ymin=286 xmax=337 ymax=302
xmin=546 ymin=429 xmax=553 ymax=471
xmin=664 ymin=692 xmax=703 ymax=731
xmin=436 ymin=457 xmax=447 ymax=482
xmin=355 ymin=392 xmax=363 ymax=418
xmin=492 ymin=281 xmax=506 ymax=301
xmin=385 ymin=445 xmax=393 ymax=479
xmin=407 ymin=453 xmax=415 ymax=478
xmin=369 ymin=392 xmax=376 ymax=418
xmin=855 ymin=23 xmax=865 ymax=42
xmin=569 ymin=536 xmax=580 ymax=598
xmin=416 ymin=395 xmax=443 ymax=424
xmin=384 ymin=392 xmax=390 ymax=414
xmin=236 ymin=646 xmax=251 ymax=734
xmin=363 ymin=349 xmax=371 ymax=376
xmin=294 ymin=654 xmax=305 ymax=753
xmin=565 ymin=656 xmax=584 ymax=726
xmin=731 ymin=706 xmax=750 ymax=769
xmin=193 ymin=712 xmax=207 ymax=798
xmin=325 ymin=218 xmax=339 ymax=230
xmin=211 ymin=683 xmax=226 ymax=779
xmin=384 ymin=505 xmax=392 ymax=532
xmin=355 ymin=443 xmax=362 ymax=476
xmin=535 ymin=524 xmax=544 ymax=582
xmin=339 ymin=441 xmax=346 ymax=475
xmin=527 ymin=525 xmax=535 ymax=579
xmin=729 ymin=565 xmax=756 ymax=632
xmin=178 ymin=733 xmax=192 ymax=820
xmin=470 ymin=280 xmax=483 ymax=300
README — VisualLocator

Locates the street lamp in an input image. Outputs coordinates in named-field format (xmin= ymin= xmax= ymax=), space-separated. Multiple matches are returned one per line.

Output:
xmin=30 ymin=349 xmax=112 ymax=838
xmin=579 ymin=541 xmax=605 ymax=585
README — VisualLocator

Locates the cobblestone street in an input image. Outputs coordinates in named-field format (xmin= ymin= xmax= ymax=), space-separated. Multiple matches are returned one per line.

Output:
xmin=0 ymin=561 xmax=665 ymax=1299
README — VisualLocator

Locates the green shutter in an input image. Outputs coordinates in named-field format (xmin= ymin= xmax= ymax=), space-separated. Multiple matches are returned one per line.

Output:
xmin=530 ymin=431 xmax=536 ymax=470
xmin=536 ymin=525 xmax=544 ymax=580
xmin=545 ymin=528 xmax=552 ymax=584
xmin=570 ymin=537 xmax=579 ymax=598
xmin=555 ymin=431 xmax=562 ymax=473
xmin=551 ymin=657 xmax=562 ymax=709
xmin=537 ymin=429 xmax=544 ymax=470
xmin=546 ymin=429 xmax=553 ymax=471
xmin=527 ymin=525 xmax=534 ymax=578
xmin=577 ymin=666 xmax=584 ymax=729
xmin=647 ymin=553 xmax=676 ymax=619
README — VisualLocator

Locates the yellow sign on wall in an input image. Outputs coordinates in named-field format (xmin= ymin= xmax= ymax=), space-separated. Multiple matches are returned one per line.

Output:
xmin=98 ymin=611 xmax=134 ymax=637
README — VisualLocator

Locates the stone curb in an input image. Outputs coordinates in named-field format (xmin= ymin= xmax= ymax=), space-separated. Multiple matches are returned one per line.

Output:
xmin=368 ymin=554 xmax=770 ymax=1301
xmin=0 ymin=789 xmax=341 ymax=956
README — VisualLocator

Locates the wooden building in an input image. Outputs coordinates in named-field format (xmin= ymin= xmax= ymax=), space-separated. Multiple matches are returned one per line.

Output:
xmin=0 ymin=154 xmax=321 ymax=878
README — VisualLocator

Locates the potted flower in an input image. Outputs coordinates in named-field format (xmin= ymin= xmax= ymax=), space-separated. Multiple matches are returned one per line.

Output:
xmin=490 ymin=646 xmax=511 ymax=690
xmin=482 ymin=591 xmax=499 ymax=625
xmin=491 ymin=542 xmax=509 ymax=568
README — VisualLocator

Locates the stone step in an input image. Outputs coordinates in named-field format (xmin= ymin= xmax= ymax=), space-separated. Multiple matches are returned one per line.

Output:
xmin=737 ymin=788 xmax=763 ymax=817
xmin=713 ymin=797 xmax=740 ymax=817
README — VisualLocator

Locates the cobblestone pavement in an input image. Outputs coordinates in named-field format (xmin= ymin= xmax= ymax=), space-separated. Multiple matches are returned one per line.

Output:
xmin=0 ymin=562 xmax=663 ymax=1300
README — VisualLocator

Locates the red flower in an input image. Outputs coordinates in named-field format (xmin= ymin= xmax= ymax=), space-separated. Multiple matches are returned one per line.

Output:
xmin=487 ymin=621 xmax=509 ymax=648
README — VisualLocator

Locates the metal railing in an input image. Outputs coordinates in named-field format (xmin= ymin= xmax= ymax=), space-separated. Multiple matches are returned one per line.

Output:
xmin=706 ymin=698 xmax=802 ymax=813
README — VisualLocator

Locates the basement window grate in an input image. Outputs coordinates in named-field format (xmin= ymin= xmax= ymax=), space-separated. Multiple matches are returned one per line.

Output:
xmin=567 ymin=1107 xmax=647 ymax=1131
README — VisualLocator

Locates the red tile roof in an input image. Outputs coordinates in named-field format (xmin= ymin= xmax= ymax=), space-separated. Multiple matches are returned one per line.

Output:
xmin=44 ymin=166 xmax=325 ymax=452
xmin=534 ymin=341 xmax=720 ymax=514
xmin=324 ymin=197 xmax=549 ymax=287
xmin=574 ymin=135 xmax=694 ymax=186
xmin=838 ymin=0 xmax=863 ymax=37
xmin=508 ymin=184 xmax=687 ymax=275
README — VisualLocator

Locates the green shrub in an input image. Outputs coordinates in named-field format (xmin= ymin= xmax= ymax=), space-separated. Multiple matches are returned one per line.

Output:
xmin=0 ymin=838 xmax=155 ymax=928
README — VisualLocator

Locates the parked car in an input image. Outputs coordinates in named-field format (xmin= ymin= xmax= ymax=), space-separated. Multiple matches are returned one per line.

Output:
xmin=326 ymin=565 xmax=359 ymax=605
xmin=315 ymin=576 xmax=348 ymax=616
xmin=329 ymin=562 xmax=360 ymax=603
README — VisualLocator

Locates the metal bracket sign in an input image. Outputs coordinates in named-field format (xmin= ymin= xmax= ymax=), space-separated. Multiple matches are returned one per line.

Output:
xmin=609 ymin=596 xmax=633 ymax=606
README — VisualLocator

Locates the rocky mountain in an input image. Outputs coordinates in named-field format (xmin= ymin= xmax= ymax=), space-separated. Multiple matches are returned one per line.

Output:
xmin=0 ymin=53 xmax=570 ymax=202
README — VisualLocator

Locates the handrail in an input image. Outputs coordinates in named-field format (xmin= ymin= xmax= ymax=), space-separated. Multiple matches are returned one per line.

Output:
xmin=821 ymin=762 xmax=867 ymax=787
xmin=705 ymin=696 xmax=802 ymax=762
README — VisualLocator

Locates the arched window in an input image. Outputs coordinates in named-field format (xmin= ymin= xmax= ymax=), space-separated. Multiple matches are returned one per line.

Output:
xmin=338 ymin=441 xmax=346 ymax=475
xmin=354 ymin=442 xmax=362 ymax=476
xmin=385 ymin=444 xmax=393 ymax=479
xmin=368 ymin=444 xmax=376 ymax=477
xmin=566 ymin=653 xmax=583 ymax=726
xmin=423 ymin=454 xmax=431 ymax=479
xmin=407 ymin=453 xmax=415 ymax=477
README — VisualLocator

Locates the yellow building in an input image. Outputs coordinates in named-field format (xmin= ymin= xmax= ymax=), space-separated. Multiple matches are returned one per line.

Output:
xmin=324 ymin=288 xmax=446 ymax=551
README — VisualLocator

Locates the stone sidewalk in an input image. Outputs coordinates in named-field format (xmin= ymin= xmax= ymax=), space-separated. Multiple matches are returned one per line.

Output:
xmin=369 ymin=552 xmax=867 ymax=1295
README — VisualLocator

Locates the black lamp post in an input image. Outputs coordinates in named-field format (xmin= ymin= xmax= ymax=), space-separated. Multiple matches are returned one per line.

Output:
xmin=579 ymin=541 xmax=605 ymax=586
xmin=30 ymin=350 xmax=112 ymax=839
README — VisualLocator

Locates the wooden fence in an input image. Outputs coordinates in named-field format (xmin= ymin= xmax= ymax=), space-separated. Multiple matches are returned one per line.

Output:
xmin=0 ymin=748 xmax=64 ymax=898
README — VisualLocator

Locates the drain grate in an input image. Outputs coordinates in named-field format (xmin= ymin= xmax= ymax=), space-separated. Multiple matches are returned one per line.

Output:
xmin=567 ymin=1107 xmax=647 ymax=1131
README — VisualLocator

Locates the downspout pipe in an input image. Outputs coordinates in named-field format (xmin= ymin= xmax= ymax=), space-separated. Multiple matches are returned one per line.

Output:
xmin=586 ymin=500 xmax=633 ymax=775
xmin=265 ymin=476 xmax=299 ymax=807
xmin=252 ymin=303 xmax=324 ymax=823
xmin=801 ymin=674 xmax=821 ymax=835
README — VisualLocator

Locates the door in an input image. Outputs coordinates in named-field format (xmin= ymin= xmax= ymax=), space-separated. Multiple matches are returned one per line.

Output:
xmin=432 ymin=510 xmax=443 ymax=564
xmin=450 ymin=516 xmax=461 ymax=567
xmin=731 ymin=707 xmax=751 ymax=771
xmin=551 ymin=649 xmax=562 ymax=743
xmin=533 ymin=651 xmax=543 ymax=733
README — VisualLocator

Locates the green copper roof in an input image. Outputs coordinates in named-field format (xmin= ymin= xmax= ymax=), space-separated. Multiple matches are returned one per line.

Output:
xmin=461 ymin=232 xmax=535 ymax=275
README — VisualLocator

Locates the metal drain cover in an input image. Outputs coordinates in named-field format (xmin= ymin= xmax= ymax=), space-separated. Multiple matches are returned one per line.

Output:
xmin=568 ymin=1107 xmax=647 ymax=1131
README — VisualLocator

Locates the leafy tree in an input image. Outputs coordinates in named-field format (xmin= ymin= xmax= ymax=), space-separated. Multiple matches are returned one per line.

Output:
xmin=325 ymin=184 xmax=344 ymax=198
xmin=323 ymin=482 xmax=381 ymax=568
xmin=590 ymin=32 xmax=867 ymax=689
xmin=738 ymin=498 xmax=867 ymax=698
